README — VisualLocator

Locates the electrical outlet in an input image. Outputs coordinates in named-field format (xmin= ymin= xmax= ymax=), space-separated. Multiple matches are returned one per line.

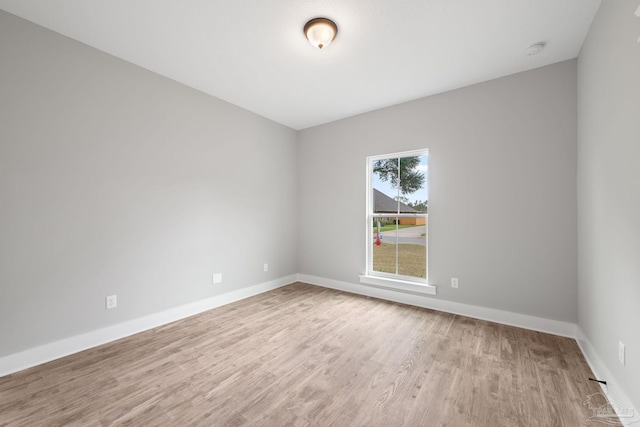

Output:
xmin=106 ymin=295 xmax=117 ymax=310
xmin=212 ymin=273 xmax=222 ymax=284
xmin=619 ymin=341 xmax=625 ymax=366
xmin=451 ymin=277 xmax=459 ymax=288
xmin=264 ymin=263 xmax=269 ymax=272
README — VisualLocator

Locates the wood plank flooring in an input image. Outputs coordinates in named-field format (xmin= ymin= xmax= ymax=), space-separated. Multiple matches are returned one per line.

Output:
xmin=0 ymin=282 xmax=606 ymax=426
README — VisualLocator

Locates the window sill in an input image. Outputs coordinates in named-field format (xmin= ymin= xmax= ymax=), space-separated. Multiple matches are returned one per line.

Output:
xmin=358 ymin=275 xmax=437 ymax=296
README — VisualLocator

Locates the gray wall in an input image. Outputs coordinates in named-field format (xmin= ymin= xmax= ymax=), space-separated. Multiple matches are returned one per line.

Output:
xmin=0 ymin=11 xmax=298 ymax=357
xmin=298 ymin=60 xmax=578 ymax=323
xmin=577 ymin=1 xmax=640 ymax=410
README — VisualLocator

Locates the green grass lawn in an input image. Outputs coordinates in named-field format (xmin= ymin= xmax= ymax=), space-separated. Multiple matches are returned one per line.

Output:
xmin=373 ymin=243 xmax=426 ymax=278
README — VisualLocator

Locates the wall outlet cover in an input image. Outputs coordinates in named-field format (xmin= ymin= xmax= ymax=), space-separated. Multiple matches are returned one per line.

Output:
xmin=106 ymin=295 xmax=117 ymax=310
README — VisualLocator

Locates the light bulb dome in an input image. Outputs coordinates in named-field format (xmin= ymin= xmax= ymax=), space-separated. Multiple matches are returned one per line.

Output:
xmin=304 ymin=18 xmax=338 ymax=50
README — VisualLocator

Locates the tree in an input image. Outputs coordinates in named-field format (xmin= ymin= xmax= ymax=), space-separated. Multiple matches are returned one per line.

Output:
xmin=373 ymin=156 xmax=425 ymax=194
xmin=409 ymin=199 xmax=428 ymax=212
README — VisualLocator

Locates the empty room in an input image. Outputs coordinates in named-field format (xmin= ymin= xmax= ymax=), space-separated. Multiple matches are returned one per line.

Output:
xmin=0 ymin=1 xmax=638 ymax=426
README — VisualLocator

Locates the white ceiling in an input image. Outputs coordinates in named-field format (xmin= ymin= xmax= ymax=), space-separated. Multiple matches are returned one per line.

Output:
xmin=0 ymin=0 xmax=601 ymax=130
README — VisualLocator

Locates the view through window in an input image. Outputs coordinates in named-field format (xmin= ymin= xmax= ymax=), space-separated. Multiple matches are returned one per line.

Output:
xmin=367 ymin=150 xmax=428 ymax=282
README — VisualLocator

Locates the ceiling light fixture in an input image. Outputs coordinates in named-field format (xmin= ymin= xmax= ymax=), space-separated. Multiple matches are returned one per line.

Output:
xmin=304 ymin=18 xmax=338 ymax=50
xmin=524 ymin=42 xmax=546 ymax=56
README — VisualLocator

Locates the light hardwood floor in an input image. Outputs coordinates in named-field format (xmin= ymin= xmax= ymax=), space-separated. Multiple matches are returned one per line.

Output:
xmin=1 ymin=282 xmax=607 ymax=426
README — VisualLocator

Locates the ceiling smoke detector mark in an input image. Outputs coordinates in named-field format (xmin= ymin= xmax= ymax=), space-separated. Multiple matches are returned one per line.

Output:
xmin=524 ymin=42 xmax=546 ymax=56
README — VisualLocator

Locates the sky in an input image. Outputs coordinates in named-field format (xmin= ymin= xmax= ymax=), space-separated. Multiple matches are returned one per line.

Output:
xmin=371 ymin=154 xmax=429 ymax=204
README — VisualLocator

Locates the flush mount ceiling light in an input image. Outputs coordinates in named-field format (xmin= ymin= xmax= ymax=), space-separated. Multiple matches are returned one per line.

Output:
xmin=304 ymin=18 xmax=338 ymax=50
xmin=524 ymin=42 xmax=546 ymax=56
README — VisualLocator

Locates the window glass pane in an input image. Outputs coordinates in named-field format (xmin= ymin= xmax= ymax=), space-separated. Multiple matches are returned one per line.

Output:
xmin=372 ymin=157 xmax=400 ymax=214
xmin=396 ymin=222 xmax=427 ymax=278
xmin=399 ymin=155 xmax=428 ymax=214
xmin=372 ymin=218 xmax=398 ymax=275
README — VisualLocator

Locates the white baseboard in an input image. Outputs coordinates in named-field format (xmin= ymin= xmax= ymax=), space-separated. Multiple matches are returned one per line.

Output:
xmin=6 ymin=272 xmax=636 ymax=422
xmin=297 ymin=274 xmax=577 ymax=338
xmin=0 ymin=275 xmax=297 ymax=377
xmin=576 ymin=326 xmax=639 ymax=424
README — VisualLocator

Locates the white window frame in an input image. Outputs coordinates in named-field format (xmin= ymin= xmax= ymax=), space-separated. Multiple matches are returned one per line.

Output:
xmin=359 ymin=149 xmax=436 ymax=296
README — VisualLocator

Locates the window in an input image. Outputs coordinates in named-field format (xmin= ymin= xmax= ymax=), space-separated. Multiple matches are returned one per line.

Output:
xmin=360 ymin=149 xmax=436 ymax=295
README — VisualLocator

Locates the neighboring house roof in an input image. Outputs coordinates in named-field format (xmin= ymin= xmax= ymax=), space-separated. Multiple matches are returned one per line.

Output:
xmin=373 ymin=188 xmax=419 ymax=214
